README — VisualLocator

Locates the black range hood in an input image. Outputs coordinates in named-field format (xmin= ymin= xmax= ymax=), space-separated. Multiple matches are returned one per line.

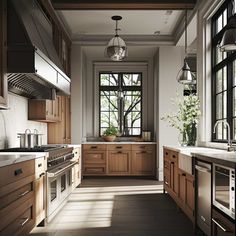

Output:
xmin=7 ymin=0 xmax=70 ymax=99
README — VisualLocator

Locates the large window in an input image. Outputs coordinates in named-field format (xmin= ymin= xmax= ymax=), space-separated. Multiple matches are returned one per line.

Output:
xmin=99 ymin=72 xmax=142 ymax=136
xmin=212 ymin=0 xmax=236 ymax=141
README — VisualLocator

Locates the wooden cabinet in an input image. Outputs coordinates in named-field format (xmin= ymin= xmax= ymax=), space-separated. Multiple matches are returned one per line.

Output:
xmin=163 ymin=148 xmax=179 ymax=200
xmin=28 ymin=96 xmax=61 ymax=122
xmin=0 ymin=160 xmax=35 ymax=236
xmin=82 ymin=144 xmax=156 ymax=176
xmin=164 ymin=147 xmax=195 ymax=223
xmin=35 ymin=157 xmax=46 ymax=226
xmin=108 ymin=150 xmax=131 ymax=175
xmin=0 ymin=0 xmax=8 ymax=109
xmin=131 ymin=144 xmax=155 ymax=175
xmin=83 ymin=144 xmax=107 ymax=176
xmin=48 ymin=96 xmax=71 ymax=144
xmin=212 ymin=209 xmax=235 ymax=236
xmin=178 ymin=169 xmax=195 ymax=222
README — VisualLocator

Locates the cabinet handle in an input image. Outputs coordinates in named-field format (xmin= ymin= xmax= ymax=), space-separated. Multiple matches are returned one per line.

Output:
xmin=18 ymin=190 xmax=30 ymax=197
xmin=165 ymin=152 xmax=168 ymax=155
xmin=116 ymin=146 xmax=122 ymax=149
xmin=38 ymin=163 xmax=42 ymax=167
xmin=165 ymin=181 xmax=169 ymax=185
xmin=91 ymin=146 xmax=97 ymax=149
xmin=14 ymin=168 xmax=23 ymax=176
xmin=182 ymin=173 xmax=186 ymax=177
xmin=212 ymin=218 xmax=231 ymax=232
xmin=171 ymin=162 xmax=174 ymax=164
xmin=117 ymin=151 xmax=122 ymax=154
xmin=142 ymin=151 xmax=146 ymax=154
xmin=21 ymin=217 xmax=29 ymax=227
xmin=172 ymin=155 xmax=176 ymax=158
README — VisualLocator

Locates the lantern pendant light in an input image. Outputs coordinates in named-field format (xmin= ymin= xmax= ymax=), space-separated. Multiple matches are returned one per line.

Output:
xmin=177 ymin=10 xmax=196 ymax=85
xmin=105 ymin=15 xmax=127 ymax=61
xmin=219 ymin=0 xmax=236 ymax=52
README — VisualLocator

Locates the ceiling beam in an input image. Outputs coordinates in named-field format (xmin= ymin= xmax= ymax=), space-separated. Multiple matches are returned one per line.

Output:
xmin=52 ymin=0 xmax=196 ymax=10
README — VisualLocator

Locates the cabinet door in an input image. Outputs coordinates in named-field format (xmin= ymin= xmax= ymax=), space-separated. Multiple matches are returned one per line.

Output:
xmin=178 ymin=170 xmax=186 ymax=205
xmin=65 ymin=96 xmax=71 ymax=143
xmin=35 ymin=175 xmax=45 ymax=226
xmin=185 ymin=174 xmax=194 ymax=217
xmin=131 ymin=150 xmax=155 ymax=175
xmin=46 ymin=100 xmax=54 ymax=120
xmin=108 ymin=151 xmax=131 ymax=175
xmin=0 ymin=0 xmax=8 ymax=109
xmin=52 ymin=96 xmax=62 ymax=121
xmin=170 ymin=161 xmax=179 ymax=197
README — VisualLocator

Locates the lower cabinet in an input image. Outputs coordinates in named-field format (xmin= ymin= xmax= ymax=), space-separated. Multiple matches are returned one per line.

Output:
xmin=82 ymin=144 xmax=156 ymax=176
xmin=164 ymin=147 xmax=195 ymax=223
xmin=131 ymin=150 xmax=155 ymax=175
xmin=178 ymin=169 xmax=195 ymax=222
xmin=0 ymin=160 xmax=36 ymax=236
xmin=212 ymin=209 xmax=235 ymax=236
xmin=107 ymin=150 xmax=131 ymax=175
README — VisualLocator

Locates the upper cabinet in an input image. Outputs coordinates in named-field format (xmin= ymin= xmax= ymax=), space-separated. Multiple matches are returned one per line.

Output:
xmin=39 ymin=0 xmax=71 ymax=76
xmin=0 ymin=0 xmax=8 ymax=109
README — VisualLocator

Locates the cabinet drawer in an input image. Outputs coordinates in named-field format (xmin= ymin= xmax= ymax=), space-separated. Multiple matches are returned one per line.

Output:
xmin=83 ymin=151 xmax=106 ymax=164
xmin=107 ymin=144 xmax=131 ymax=151
xmin=0 ymin=198 xmax=34 ymax=236
xmin=0 ymin=160 xmax=35 ymax=188
xmin=83 ymin=165 xmax=106 ymax=175
xmin=83 ymin=144 xmax=107 ymax=150
xmin=0 ymin=182 xmax=33 ymax=210
xmin=132 ymin=144 xmax=155 ymax=151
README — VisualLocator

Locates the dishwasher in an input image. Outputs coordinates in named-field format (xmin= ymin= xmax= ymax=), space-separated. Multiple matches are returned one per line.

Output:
xmin=195 ymin=160 xmax=212 ymax=236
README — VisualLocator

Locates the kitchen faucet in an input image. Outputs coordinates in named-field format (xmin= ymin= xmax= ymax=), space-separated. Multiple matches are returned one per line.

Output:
xmin=213 ymin=120 xmax=235 ymax=151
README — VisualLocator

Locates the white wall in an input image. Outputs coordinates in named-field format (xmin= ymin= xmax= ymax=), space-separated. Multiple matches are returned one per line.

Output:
xmin=71 ymin=44 xmax=84 ymax=144
xmin=0 ymin=93 xmax=47 ymax=149
xmin=157 ymin=46 xmax=184 ymax=180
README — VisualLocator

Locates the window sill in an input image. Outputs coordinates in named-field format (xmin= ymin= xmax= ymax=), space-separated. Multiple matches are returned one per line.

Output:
xmin=199 ymin=141 xmax=228 ymax=150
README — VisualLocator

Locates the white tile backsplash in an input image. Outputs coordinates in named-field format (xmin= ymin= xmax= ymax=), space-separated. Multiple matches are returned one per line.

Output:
xmin=0 ymin=93 xmax=47 ymax=149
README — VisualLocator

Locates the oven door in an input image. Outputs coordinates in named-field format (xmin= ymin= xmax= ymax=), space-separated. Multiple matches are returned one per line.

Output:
xmin=213 ymin=164 xmax=233 ymax=218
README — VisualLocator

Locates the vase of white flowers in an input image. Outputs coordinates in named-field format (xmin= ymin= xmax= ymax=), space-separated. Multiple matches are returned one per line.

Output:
xmin=161 ymin=94 xmax=201 ymax=146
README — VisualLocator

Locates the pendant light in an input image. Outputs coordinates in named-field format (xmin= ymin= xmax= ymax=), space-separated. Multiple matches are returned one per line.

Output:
xmin=219 ymin=1 xmax=236 ymax=51
xmin=177 ymin=10 xmax=196 ymax=85
xmin=105 ymin=16 xmax=127 ymax=61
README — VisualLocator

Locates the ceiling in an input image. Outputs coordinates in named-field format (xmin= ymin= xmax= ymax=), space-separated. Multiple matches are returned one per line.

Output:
xmin=58 ymin=10 xmax=184 ymax=42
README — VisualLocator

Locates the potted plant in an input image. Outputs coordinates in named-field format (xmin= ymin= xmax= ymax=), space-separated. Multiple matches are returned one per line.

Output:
xmin=102 ymin=125 xmax=118 ymax=142
xmin=161 ymin=94 xmax=201 ymax=146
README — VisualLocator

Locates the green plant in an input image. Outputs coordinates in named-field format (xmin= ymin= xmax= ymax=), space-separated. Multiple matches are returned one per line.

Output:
xmin=161 ymin=94 xmax=201 ymax=146
xmin=103 ymin=126 xmax=118 ymax=136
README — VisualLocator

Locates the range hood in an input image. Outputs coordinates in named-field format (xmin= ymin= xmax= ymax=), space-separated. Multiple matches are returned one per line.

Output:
xmin=7 ymin=0 xmax=71 ymax=99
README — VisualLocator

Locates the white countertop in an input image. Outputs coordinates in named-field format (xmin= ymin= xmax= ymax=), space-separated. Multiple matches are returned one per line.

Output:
xmin=0 ymin=153 xmax=46 ymax=168
xmin=163 ymin=145 xmax=236 ymax=164
xmin=83 ymin=142 xmax=156 ymax=144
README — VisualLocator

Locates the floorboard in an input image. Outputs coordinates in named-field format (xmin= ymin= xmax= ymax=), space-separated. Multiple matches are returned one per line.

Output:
xmin=30 ymin=178 xmax=203 ymax=236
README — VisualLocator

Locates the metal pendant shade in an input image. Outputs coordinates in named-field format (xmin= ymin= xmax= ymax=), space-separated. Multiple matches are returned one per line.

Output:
xmin=219 ymin=14 xmax=236 ymax=51
xmin=105 ymin=16 xmax=127 ymax=61
xmin=177 ymin=60 xmax=196 ymax=84
xmin=177 ymin=10 xmax=196 ymax=85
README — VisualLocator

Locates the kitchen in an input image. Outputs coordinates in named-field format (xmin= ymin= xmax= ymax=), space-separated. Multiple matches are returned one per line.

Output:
xmin=0 ymin=0 xmax=235 ymax=236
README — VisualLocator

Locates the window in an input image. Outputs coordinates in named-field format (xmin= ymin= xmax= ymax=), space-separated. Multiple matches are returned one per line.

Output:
xmin=212 ymin=0 xmax=236 ymax=141
xmin=99 ymin=72 xmax=142 ymax=136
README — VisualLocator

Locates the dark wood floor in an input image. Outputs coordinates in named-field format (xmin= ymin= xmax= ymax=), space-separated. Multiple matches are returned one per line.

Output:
xmin=30 ymin=178 xmax=203 ymax=236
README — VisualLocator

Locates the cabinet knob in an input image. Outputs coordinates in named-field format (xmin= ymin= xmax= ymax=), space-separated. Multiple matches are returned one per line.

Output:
xmin=182 ymin=173 xmax=186 ymax=177
xmin=172 ymin=155 xmax=176 ymax=158
xmin=117 ymin=151 xmax=122 ymax=154
xmin=165 ymin=152 xmax=168 ymax=155
xmin=91 ymin=146 xmax=97 ymax=149
xmin=14 ymin=168 xmax=23 ymax=176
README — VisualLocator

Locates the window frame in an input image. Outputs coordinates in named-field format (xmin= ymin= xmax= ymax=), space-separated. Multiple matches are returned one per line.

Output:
xmin=99 ymin=72 xmax=143 ymax=137
xmin=211 ymin=0 xmax=236 ymax=142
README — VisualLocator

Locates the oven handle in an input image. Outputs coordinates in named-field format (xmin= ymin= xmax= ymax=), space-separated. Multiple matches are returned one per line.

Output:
xmin=47 ymin=161 xmax=77 ymax=178
xmin=212 ymin=218 xmax=231 ymax=232
xmin=195 ymin=165 xmax=211 ymax=173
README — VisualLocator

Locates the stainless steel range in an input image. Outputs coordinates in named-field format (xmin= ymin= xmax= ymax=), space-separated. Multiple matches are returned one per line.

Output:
xmin=0 ymin=145 xmax=76 ymax=223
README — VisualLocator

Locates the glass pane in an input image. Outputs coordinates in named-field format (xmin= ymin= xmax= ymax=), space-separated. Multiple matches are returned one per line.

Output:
xmin=123 ymin=74 xmax=132 ymax=86
xmin=61 ymin=174 xmax=66 ymax=192
xmin=215 ymin=47 xmax=227 ymax=64
xmin=110 ymin=112 xmax=118 ymax=127
xmin=132 ymin=128 xmax=141 ymax=135
xmin=101 ymin=112 xmax=110 ymax=127
xmin=216 ymin=14 xmax=223 ymax=33
xmin=223 ymin=119 xmax=227 ymax=140
xmin=234 ymin=60 xmax=236 ymax=86
xmin=123 ymin=74 xmax=141 ymax=86
xmin=100 ymin=95 xmax=110 ymax=111
xmin=216 ymin=94 xmax=223 ymax=120
xmin=100 ymin=73 xmax=118 ymax=86
xmin=50 ymin=180 xmax=57 ymax=202
xmin=234 ymin=119 xmax=236 ymax=140
xmin=234 ymin=88 xmax=236 ymax=116
xmin=216 ymin=70 xmax=222 ymax=93
xmin=223 ymin=9 xmax=227 ymax=27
